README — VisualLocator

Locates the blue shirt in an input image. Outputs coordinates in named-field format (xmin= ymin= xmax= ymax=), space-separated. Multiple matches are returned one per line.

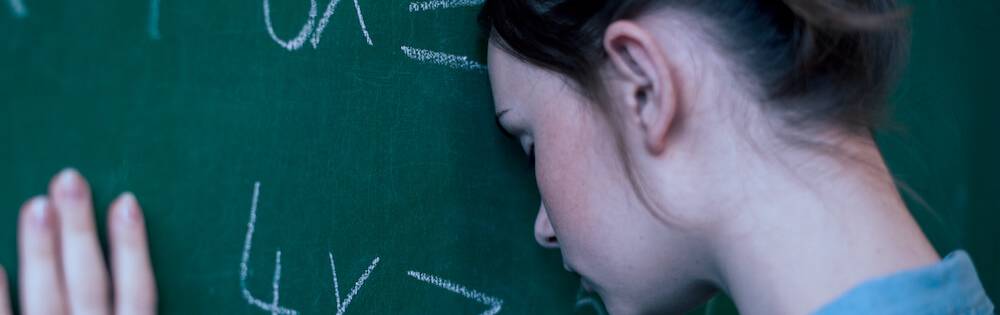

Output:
xmin=814 ymin=251 xmax=995 ymax=314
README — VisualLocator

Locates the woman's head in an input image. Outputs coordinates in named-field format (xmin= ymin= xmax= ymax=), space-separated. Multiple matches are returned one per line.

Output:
xmin=482 ymin=1 xmax=907 ymax=314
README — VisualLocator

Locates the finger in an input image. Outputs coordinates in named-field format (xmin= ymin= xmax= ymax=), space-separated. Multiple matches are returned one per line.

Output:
xmin=108 ymin=193 xmax=157 ymax=315
xmin=0 ymin=265 xmax=12 ymax=315
xmin=49 ymin=169 xmax=110 ymax=315
xmin=17 ymin=196 xmax=67 ymax=315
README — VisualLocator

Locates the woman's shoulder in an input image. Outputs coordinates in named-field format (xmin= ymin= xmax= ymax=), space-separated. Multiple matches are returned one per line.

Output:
xmin=813 ymin=250 xmax=995 ymax=315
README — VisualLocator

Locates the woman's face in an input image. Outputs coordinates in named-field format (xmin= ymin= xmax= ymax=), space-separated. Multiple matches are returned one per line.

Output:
xmin=488 ymin=42 xmax=715 ymax=314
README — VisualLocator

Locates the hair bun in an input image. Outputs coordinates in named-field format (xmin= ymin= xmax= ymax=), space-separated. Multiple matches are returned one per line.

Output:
xmin=782 ymin=0 xmax=909 ymax=31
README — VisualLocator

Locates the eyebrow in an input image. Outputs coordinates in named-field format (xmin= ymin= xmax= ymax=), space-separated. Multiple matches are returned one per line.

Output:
xmin=494 ymin=109 xmax=515 ymax=139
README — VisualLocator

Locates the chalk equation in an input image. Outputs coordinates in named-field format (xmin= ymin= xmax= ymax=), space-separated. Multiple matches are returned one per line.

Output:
xmin=263 ymin=0 xmax=488 ymax=71
xmin=5 ymin=0 xmax=486 ymax=72
xmin=262 ymin=0 xmax=486 ymax=71
xmin=408 ymin=0 xmax=482 ymax=12
xmin=399 ymin=0 xmax=486 ymax=71
xmin=239 ymin=181 xmax=504 ymax=314
xmin=263 ymin=0 xmax=374 ymax=51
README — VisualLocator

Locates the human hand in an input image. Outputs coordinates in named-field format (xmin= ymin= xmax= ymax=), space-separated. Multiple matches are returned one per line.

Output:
xmin=0 ymin=169 xmax=156 ymax=315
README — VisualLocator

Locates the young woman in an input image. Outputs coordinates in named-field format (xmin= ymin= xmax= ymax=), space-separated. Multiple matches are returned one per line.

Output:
xmin=1 ymin=1 xmax=994 ymax=315
xmin=480 ymin=0 xmax=993 ymax=314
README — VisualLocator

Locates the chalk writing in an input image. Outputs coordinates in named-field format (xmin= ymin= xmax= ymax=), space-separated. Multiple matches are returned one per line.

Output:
xmin=9 ymin=0 xmax=491 ymax=73
xmin=240 ymin=182 xmax=299 ymax=315
xmin=313 ymin=0 xmax=373 ymax=47
xmin=400 ymin=2 xmax=485 ymax=72
xmin=263 ymin=0 xmax=317 ymax=51
xmin=400 ymin=46 xmax=486 ymax=71
xmin=237 ymin=181 xmax=507 ymax=314
xmin=329 ymin=253 xmax=380 ymax=315
xmin=406 ymin=270 xmax=503 ymax=315
xmin=240 ymin=182 xmax=386 ymax=314
xmin=263 ymin=0 xmax=373 ymax=51
xmin=408 ymin=0 xmax=482 ymax=12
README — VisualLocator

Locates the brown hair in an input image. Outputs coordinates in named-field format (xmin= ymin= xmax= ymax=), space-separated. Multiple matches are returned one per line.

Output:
xmin=479 ymin=0 xmax=910 ymax=133
xmin=480 ymin=0 xmax=911 ymax=222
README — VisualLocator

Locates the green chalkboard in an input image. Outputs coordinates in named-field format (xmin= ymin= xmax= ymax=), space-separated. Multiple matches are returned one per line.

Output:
xmin=880 ymin=0 xmax=999 ymax=302
xmin=0 ymin=0 xmax=590 ymax=314
xmin=1 ymin=0 xmax=996 ymax=314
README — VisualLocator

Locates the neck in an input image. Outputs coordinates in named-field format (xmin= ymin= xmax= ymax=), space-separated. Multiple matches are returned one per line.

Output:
xmin=706 ymin=133 xmax=940 ymax=315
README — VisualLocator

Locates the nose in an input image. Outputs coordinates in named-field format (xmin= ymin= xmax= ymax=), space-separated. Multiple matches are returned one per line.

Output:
xmin=534 ymin=203 xmax=559 ymax=249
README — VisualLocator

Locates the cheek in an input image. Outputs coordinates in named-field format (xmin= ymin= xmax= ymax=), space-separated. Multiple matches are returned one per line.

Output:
xmin=533 ymin=105 xmax=594 ymax=227
xmin=532 ymin=103 xmax=624 ymax=259
xmin=534 ymin=122 xmax=591 ymax=229
xmin=532 ymin=102 xmax=682 ymax=304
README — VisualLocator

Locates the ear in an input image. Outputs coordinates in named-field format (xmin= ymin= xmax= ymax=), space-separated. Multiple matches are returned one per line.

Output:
xmin=603 ymin=20 xmax=678 ymax=155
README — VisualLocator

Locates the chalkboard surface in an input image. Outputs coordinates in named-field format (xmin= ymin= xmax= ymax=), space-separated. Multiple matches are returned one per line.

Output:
xmin=1 ymin=0 xmax=996 ymax=315
xmin=879 ymin=0 xmax=999 ymax=302
xmin=0 ymin=0 xmax=588 ymax=314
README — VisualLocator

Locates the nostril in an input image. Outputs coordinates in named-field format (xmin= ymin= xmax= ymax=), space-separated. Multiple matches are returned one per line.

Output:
xmin=534 ymin=203 xmax=558 ymax=248
xmin=539 ymin=235 xmax=559 ymax=249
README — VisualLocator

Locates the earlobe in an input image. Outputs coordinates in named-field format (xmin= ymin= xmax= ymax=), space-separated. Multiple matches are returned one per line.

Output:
xmin=604 ymin=21 xmax=678 ymax=156
xmin=639 ymin=87 xmax=671 ymax=154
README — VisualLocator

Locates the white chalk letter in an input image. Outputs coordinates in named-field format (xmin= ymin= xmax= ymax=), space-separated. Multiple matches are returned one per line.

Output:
xmin=329 ymin=253 xmax=380 ymax=314
xmin=408 ymin=0 xmax=482 ymax=12
xmin=406 ymin=270 xmax=503 ymax=315
xmin=240 ymin=182 xmax=299 ymax=315
xmin=311 ymin=0 xmax=374 ymax=48
xmin=263 ymin=0 xmax=318 ymax=51
xmin=400 ymin=46 xmax=485 ymax=71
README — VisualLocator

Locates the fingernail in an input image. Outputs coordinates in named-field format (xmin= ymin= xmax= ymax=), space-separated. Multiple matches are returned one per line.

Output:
xmin=29 ymin=197 xmax=49 ymax=227
xmin=54 ymin=168 xmax=85 ymax=200
xmin=117 ymin=192 xmax=142 ymax=223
